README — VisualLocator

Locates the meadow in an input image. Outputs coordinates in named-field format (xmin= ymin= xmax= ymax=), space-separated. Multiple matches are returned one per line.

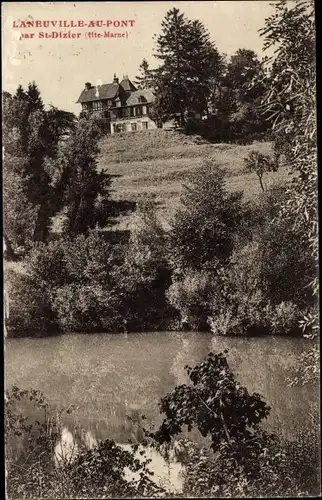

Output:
xmin=97 ymin=129 xmax=290 ymax=229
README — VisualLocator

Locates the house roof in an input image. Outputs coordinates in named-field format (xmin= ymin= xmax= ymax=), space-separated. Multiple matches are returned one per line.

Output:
xmin=119 ymin=78 xmax=137 ymax=92
xmin=125 ymin=88 xmax=155 ymax=105
xmin=76 ymin=83 xmax=119 ymax=103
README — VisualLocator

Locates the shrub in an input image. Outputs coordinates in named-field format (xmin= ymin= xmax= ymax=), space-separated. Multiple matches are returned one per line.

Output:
xmin=169 ymin=163 xmax=243 ymax=272
xmin=113 ymin=202 xmax=176 ymax=331
xmin=152 ymin=351 xmax=272 ymax=450
xmin=167 ymin=270 xmax=217 ymax=330
xmin=151 ymin=352 xmax=320 ymax=497
xmin=22 ymin=209 xmax=176 ymax=335
xmin=264 ymin=301 xmax=303 ymax=336
xmin=208 ymin=242 xmax=269 ymax=336
xmin=208 ymin=242 xmax=305 ymax=337
xmin=5 ymin=269 xmax=58 ymax=338
xmin=260 ymin=199 xmax=316 ymax=308
xmin=22 ymin=231 xmax=123 ymax=334
xmin=5 ymin=387 xmax=164 ymax=499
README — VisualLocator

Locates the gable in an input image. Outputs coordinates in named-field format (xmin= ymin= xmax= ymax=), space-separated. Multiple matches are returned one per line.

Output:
xmin=125 ymin=89 xmax=155 ymax=106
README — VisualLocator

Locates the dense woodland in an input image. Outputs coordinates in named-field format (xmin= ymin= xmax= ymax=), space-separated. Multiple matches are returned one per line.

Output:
xmin=4 ymin=1 xmax=319 ymax=497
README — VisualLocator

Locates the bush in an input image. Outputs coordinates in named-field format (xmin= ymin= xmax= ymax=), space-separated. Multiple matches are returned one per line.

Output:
xmin=6 ymin=354 xmax=320 ymax=498
xmin=167 ymin=270 xmax=217 ymax=330
xmin=20 ymin=208 xmax=176 ymax=335
xmin=260 ymin=197 xmax=316 ymax=309
xmin=151 ymin=352 xmax=320 ymax=497
xmin=5 ymin=387 xmax=164 ymax=499
xmin=170 ymin=163 xmax=243 ymax=272
xmin=6 ymin=269 xmax=58 ymax=337
xmin=22 ymin=231 xmax=123 ymax=334
xmin=208 ymin=242 xmax=305 ymax=337
xmin=113 ymin=202 xmax=176 ymax=331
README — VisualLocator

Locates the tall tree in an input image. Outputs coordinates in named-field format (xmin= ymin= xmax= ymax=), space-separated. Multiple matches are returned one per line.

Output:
xmin=53 ymin=119 xmax=112 ymax=236
xmin=154 ymin=8 xmax=222 ymax=125
xmin=224 ymin=49 xmax=269 ymax=139
xmin=260 ymin=0 xmax=317 ymax=384
xmin=3 ymin=82 xmax=77 ymax=253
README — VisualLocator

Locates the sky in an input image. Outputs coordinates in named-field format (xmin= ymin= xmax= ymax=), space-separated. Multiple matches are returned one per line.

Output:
xmin=2 ymin=1 xmax=279 ymax=114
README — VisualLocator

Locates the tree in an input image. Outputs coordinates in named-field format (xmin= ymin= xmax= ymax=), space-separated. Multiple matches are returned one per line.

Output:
xmin=150 ymin=351 xmax=319 ymax=496
xmin=154 ymin=8 xmax=222 ymax=125
xmin=225 ymin=49 xmax=269 ymax=140
xmin=3 ymin=164 xmax=39 ymax=254
xmin=242 ymin=150 xmax=278 ymax=192
xmin=52 ymin=119 xmax=112 ymax=235
xmin=170 ymin=163 xmax=243 ymax=271
xmin=134 ymin=58 xmax=156 ymax=89
xmin=3 ymin=82 xmax=77 ymax=252
xmin=150 ymin=351 xmax=289 ymax=495
xmin=26 ymin=81 xmax=44 ymax=113
xmin=259 ymin=0 xmax=318 ymax=381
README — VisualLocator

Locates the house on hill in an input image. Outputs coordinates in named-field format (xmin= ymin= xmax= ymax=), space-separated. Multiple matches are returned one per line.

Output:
xmin=76 ymin=74 xmax=158 ymax=134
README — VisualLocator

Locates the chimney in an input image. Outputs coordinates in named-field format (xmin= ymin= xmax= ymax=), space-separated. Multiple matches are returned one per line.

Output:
xmin=113 ymin=73 xmax=119 ymax=84
xmin=85 ymin=82 xmax=92 ymax=90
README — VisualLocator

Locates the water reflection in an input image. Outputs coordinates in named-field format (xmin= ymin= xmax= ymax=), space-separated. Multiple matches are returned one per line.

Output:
xmin=5 ymin=332 xmax=316 ymax=444
xmin=53 ymin=425 xmax=184 ymax=494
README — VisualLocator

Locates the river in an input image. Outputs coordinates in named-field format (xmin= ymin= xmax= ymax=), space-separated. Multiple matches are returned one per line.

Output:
xmin=5 ymin=331 xmax=318 ymax=444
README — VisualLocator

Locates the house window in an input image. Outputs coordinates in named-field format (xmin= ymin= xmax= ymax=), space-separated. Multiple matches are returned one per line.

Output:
xmin=138 ymin=96 xmax=147 ymax=103
xmin=92 ymin=101 xmax=103 ymax=110
xmin=130 ymin=107 xmax=135 ymax=117
xmin=142 ymin=122 xmax=148 ymax=130
xmin=135 ymin=106 xmax=142 ymax=117
xmin=142 ymin=105 xmax=147 ymax=115
xmin=114 ymin=123 xmax=125 ymax=133
xmin=131 ymin=123 xmax=137 ymax=131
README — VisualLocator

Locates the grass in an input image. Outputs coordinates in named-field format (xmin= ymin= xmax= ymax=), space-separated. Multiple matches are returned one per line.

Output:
xmin=97 ymin=129 xmax=291 ymax=229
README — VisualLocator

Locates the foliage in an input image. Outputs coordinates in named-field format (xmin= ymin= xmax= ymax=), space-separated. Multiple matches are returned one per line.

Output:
xmin=24 ymin=231 xmax=121 ymax=333
xmin=154 ymin=8 xmax=224 ymax=125
xmin=223 ymin=49 xmax=269 ymax=142
xmin=260 ymin=209 xmax=315 ymax=309
xmin=51 ymin=119 xmax=113 ymax=235
xmin=170 ymin=163 xmax=243 ymax=272
xmin=152 ymin=352 xmax=271 ymax=449
xmin=150 ymin=352 xmax=320 ymax=497
xmin=12 ymin=206 xmax=175 ymax=335
xmin=135 ymin=59 xmax=157 ymax=90
xmin=242 ymin=150 xmax=278 ymax=191
xmin=3 ymin=83 xmax=77 ymax=253
xmin=112 ymin=202 xmax=176 ymax=331
xmin=258 ymin=0 xmax=318 ymax=383
xmin=3 ymin=165 xmax=39 ymax=254
xmin=179 ymin=430 xmax=319 ymax=497
xmin=167 ymin=270 xmax=217 ymax=331
xmin=5 ymin=269 xmax=57 ymax=338
xmin=5 ymin=387 xmax=163 ymax=499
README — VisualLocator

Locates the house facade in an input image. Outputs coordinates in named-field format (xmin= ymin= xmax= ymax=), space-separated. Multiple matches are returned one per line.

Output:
xmin=76 ymin=74 xmax=157 ymax=134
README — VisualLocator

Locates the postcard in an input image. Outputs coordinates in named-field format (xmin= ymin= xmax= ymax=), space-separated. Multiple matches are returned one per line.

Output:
xmin=3 ymin=1 xmax=319 ymax=498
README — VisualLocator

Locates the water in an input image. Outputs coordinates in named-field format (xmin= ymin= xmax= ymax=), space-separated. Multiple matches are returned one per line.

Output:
xmin=4 ymin=331 xmax=318 ymax=444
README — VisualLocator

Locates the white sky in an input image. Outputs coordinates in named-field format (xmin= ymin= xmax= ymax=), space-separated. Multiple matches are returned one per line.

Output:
xmin=2 ymin=1 xmax=281 ymax=114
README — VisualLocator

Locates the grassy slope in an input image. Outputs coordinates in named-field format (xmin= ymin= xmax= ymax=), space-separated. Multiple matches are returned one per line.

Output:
xmin=97 ymin=129 xmax=290 ymax=229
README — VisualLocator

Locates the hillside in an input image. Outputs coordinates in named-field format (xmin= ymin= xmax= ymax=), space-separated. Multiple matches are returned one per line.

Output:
xmin=97 ymin=129 xmax=290 ymax=230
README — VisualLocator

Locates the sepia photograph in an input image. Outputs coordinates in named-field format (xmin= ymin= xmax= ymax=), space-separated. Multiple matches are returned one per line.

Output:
xmin=2 ymin=0 xmax=319 ymax=497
